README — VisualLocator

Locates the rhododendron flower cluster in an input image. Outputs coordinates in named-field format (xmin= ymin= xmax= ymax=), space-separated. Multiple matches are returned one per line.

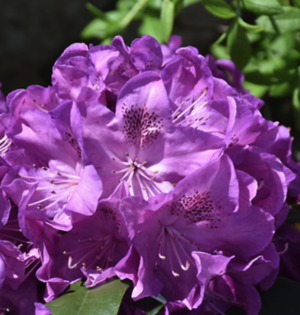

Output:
xmin=0 ymin=35 xmax=299 ymax=315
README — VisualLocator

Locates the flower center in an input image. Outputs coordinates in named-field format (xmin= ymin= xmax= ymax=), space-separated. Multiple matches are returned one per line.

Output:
xmin=20 ymin=165 xmax=80 ymax=211
xmin=111 ymin=153 xmax=161 ymax=199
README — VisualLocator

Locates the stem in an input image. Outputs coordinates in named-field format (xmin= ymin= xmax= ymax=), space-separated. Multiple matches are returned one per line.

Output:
xmin=269 ymin=15 xmax=280 ymax=35
xmin=119 ymin=0 xmax=150 ymax=28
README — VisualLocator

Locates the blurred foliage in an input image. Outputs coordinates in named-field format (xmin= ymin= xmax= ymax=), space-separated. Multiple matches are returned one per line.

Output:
xmin=81 ymin=0 xmax=300 ymax=130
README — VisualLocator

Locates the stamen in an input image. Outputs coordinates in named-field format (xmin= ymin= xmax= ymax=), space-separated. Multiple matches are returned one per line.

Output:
xmin=33 ymin=99 xmax=48 ymax=113
xmin=258 ymin=178 xmax=264 ymax=190
xmin=172 ymin=270 xmax=180 ymax=277
xmin=278 ymin=242 xmax=289 ymax=255
xmin=172 ymin=97 xmax=191 ymax=119
xmin=169 ymin=234 xmax=190 ymax=272
xmin=0 ymin=135 xmax=12 ymax=153
xmin=167 ymin=232 xmax=180 ymax=277
xmin=158 ymin=253 xmax=166 ymax=261
xmin=173 ymin=88 xmax=208 ymax=123
xmin=68 ymin=256 xmax=77 ymax=269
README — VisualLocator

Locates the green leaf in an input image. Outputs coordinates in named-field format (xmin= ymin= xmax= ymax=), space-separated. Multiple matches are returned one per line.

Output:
xmin=270 ymin=33 xmax=295 ymax=57
xmin=256 ymin=6 xmax=300 ymax=33
xmin=238 ymin=18 xmax=264 ymax=32
xmin=293 ymin=86 xmax=300 ymax=130
xmin=139 ymin=15 xmax=164 ymax=42
xmin=243 ymin=81 xmax=269 ymax=98
xmin=245 ymin=68 xmax=297 ymax=85
xmin=227 ymin=19 xmax=252 ymax=69
xmin=210 ymin=44 xmax=231 ymax=59
xmin=259 ymin=277 xmax=300 ymax=315
xmin=134 ymin=296 xmax=165 ymax=315
xmin=242 ymin=0 xmax=283 ymax=16
xmin=213 ymin=32 xmax=227 ymax=45
xmin=117 ymin=0 xmax=140 ymax=11
xmin=202 ymin=0 xmax=236 ymax=19
xmin=80 ymin=9 xmax=127 ymax=40
xmin=46 ymin=280 xmax=129 ymax=315
xmin=269 ymin=82 xmax=292 ymax=97
xmin=148 ymin=0 xmax=162 ymax=10
xmin=86 ymin=3 xmax=108 ymax=20
xmin=161 ymin=0 xmax=175 ymax=42
xmin=294 ymin=0 xmax=300 ymax=8
xmin=81 ymin=18 xmax=110 ymax=39
xmin=184 ymin=0 xmax=200 ymax=6
xmin=174 ymin=0 xmax=185 ymax=15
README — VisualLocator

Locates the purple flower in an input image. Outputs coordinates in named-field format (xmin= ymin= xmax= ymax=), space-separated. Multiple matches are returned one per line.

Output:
xmin=36 ymin=183 xmax=130 ymax=301
xmin=82 ymin=71 xmax=224 ymax=199
xmin=117 ymin=155 xmax=274 ymax=308
xmin=0 ymin=34 xmax=299 ymax=315
xmin=4 ymin=100 xmax=102 ymax=230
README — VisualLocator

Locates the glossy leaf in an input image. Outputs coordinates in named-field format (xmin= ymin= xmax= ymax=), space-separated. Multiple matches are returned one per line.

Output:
xmin=257 ymin=7 xmax=300 ymax=33
xmin=161 ymin=0 xmax=175 ymax=42
xmin=259 ymin=277 xmax=300 ymax=314
xmin=242 ymin=0 xmax=283 ymax=15
xmin=202 ymin=0 xmax=236 ymax=19
xmin=46 ymin=280 xmax=129 ymax=315
xmin=227 ymin=19 xmax=252 ymax=69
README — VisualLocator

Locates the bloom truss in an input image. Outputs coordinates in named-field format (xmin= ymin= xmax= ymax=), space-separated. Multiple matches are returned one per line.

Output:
xmin=0 ymin=35 xmax=299 ymax=315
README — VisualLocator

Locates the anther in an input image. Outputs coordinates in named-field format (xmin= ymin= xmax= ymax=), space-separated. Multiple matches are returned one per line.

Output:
xmin=68 ymin=256 xmax=77 ymax=269
xmin=181 ymin=260 xmax=191 ymax=271
xmin=51 ymin=190 xmax=56 ymax=194
xmin=112 ymin=170 xmax=115 ymax=173
xmin=158 ymin=253 xmax=166 ymax=261
xmin=112 ymin=157 xmax=115 ymax=160
xmin=172 ymin=271 xmax=180 ymax=277
xmin=278 ymin=242 xmax=289 ymax=255
xmin=42 ymin=167 xmax=48 ymax=170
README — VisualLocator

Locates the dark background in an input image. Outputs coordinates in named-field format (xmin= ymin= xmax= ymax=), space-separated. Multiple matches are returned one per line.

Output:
xmin=0 ymin=0 xmax=223 ymax=95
